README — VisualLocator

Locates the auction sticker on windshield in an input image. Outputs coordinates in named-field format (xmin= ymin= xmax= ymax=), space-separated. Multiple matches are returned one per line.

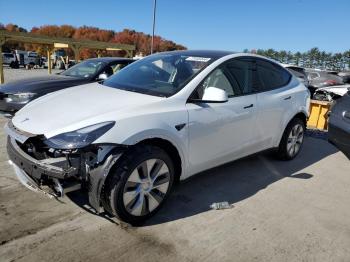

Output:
xmin=185 ymin=56 xmax=211 ymax=62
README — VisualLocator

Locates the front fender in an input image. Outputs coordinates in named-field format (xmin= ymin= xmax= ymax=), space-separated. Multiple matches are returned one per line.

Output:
xmin=93 ymin=108 xmax=189 ymax=175
xmin=122 ymin=128 xmax=188 ymax=175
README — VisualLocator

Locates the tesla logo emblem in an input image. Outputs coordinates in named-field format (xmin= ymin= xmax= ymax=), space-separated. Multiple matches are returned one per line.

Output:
xmin=21 ymin=118 xmax=29 ymax=123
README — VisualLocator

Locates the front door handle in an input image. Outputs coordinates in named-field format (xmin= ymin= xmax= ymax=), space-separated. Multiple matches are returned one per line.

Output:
xmin=284 ymin=96 xmax=292 ymax=100
xmin=243 ymin=104 xmax=254 ymax=109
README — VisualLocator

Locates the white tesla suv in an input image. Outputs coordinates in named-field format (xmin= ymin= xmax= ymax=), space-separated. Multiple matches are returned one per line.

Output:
xmin=5 ymin=50 xmax=310 ymax=224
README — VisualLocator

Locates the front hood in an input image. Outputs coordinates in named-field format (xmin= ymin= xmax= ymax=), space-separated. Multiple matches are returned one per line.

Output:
xmin=12 ymin=83 xmax=164 ymax=137
xmin=0 ymin=75 xmax=88 ymax=94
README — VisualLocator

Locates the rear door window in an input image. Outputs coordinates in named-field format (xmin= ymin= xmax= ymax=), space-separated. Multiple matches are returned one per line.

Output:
xmin=225 ymin=58 xmax=260 ymax=94
xmin=256 ymin=59 xmax=291 ymax=91
xmin=287 ymin=68 xmax=305 ymax=79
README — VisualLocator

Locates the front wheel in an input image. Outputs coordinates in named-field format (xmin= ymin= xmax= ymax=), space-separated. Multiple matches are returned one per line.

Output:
xmin=103 ymin=145 xmax=174 ymax=225
xmin=277 ymin=118 xmax=305 ymax=160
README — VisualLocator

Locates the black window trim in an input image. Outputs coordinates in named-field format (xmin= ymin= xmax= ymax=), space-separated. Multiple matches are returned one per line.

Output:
xmin=254 ymin=57 xmax=292 ymax=92
xmin=187 ymin=56 xmax=293 ymax=103
xmin=229 ymin=56 xmax=292 ymax=94
xmin=187 ymin=63 xmax=239 ymax=103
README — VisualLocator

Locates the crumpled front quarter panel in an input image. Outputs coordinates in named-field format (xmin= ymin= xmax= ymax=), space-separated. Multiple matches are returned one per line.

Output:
xmin=94 ymin=100 xmax=189 ymax=172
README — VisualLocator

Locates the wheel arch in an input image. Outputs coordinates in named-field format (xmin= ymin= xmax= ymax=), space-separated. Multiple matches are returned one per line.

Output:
xmin=98 ymin=136 xmax=184 ymax=211
xmin=134 ymin=137 xmax=183 ymax=183
xmin=275 ymin=111 xmax=308 ymax=148
xmin=97 ymin=137 xmax=183 ymax=217
xmin=292 ymin=111 xmax=308 ymax=127
xmin=276 ymin=111 xmax=307 ymax=160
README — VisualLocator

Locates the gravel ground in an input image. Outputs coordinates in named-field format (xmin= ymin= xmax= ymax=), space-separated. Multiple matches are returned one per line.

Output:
xmin=0 ymin=69 xmax=350 ymax=262
xmin=2 ymin=66 xmax=62 ymax=83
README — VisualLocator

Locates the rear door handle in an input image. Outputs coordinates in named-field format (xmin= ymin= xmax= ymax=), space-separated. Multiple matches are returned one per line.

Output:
xmin=243 ymin=104 xmax=254 ymax=109
xmin=284 ymin=96 xmax=292 ymax=100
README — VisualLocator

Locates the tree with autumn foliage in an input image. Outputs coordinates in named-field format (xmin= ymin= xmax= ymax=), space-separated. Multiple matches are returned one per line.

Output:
xmin=0 ymin=23 xmax=186 ymax=59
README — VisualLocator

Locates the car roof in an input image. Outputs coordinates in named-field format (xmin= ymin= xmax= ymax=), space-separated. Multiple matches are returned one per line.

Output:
xmin=84 ymin=57 xmax=136 ymax=63
xmin=154 ymin=50 xmax=235 ymax=59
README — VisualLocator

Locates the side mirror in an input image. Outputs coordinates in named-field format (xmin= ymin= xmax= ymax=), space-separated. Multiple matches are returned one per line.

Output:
xmin=201 ymin=87 xmax=228 ymax=103
xmin=98 ymin=73 xmax=108 ymax=80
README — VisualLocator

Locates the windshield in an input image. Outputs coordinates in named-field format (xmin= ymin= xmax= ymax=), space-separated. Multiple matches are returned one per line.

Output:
xmin=102 ymin=53 xmax=213 ymax=97
xmin=61 ymin=60 xmax=106 ymax=78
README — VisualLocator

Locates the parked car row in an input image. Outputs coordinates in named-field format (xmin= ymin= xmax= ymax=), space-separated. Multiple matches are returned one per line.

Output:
xmin=306 ymin=69 xmax=344 ymax=92
xmin=279 ymin=64 xmax=350 ymax=102
xmin=0 ymin=57 xmax=135 ymax=115
xmin=287 ymin=65 xmax=350 ymax=159
xmin=2 ymin=50 xmax=42 ymax=68
xmin=2 ymin=50 xmax=312 ymax=224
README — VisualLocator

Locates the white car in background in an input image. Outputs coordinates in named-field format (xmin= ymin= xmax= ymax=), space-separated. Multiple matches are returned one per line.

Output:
xmin=2 ymin=52 xmax=16 ymax=65
xmin=5 ymin=50 xmax=310 ymax=224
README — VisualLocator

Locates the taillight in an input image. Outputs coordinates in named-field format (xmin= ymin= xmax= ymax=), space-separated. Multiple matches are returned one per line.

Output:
xmin=324 ymin=80 xmax=337 ymax=85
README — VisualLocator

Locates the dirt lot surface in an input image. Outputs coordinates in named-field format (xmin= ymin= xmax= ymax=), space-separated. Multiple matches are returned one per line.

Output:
xmin=1 ymin=67 xmax=62 ymax=82
xmin=0 ymin=69 xmax=350 ymax=262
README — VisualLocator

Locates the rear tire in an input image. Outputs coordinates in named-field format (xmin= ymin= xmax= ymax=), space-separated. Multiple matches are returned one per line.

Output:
xmin=277 ymin=118 xmax=305 ymax=160
xmin=102 ymin=145 xmax=175 ymax=225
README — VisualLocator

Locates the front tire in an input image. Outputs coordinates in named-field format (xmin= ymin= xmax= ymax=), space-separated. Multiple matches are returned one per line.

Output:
xmin=277 ymin=118 xmax=305 ymax=160
xmin=103 ymin=145 xmax=175 ymax=225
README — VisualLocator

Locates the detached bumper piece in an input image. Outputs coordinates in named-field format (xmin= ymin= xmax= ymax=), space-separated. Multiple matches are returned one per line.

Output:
xmin=10 ymin=161 xmax=56 ymax=198
xmin=7 ymin=137 xmax=81 ymax=197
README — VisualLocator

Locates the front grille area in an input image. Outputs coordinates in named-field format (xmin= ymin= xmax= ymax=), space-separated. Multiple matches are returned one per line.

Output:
xmin=7 ymin=120 xmax=48 ymax=160
xmin=19 ymin=136 xmax=50 ymax=160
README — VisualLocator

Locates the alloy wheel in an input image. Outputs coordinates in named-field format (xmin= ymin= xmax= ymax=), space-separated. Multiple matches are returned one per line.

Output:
xmin=286 ymin=124 xmax=304 ymax=157
xmin=123 ymin=159 xmax=170 ymax=216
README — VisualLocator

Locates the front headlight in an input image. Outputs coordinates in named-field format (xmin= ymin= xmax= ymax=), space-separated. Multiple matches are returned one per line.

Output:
xmin=6 ymin=93 xmax=36 ymax=103
xmin=44 ymin=121 xmax=115 ymax=149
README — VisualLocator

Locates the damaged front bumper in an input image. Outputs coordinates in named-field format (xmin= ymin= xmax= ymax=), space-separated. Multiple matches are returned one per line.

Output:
xmin=6 ymin=135 xmax=125 ymax=213
xmin=7 ymin=137 xmax=79 ymax=179
xmin=9 ymin=159 xmax=57 ymax=199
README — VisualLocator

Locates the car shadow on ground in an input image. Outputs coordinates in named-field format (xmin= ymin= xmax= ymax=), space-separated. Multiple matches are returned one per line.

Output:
xmin=146 ymin=137 xmax=337 ymax=226
xmin=67 ymin=137 xmax=338 ymax=226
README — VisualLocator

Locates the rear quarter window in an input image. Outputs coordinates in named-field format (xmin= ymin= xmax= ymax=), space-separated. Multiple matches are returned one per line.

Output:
xmin=257 ymin=59 xmax=291 ymax=91
xmin=287 ymin=68 xmax=305 ymax=79
xmin=225 ymin=58 xmax=260 ymax=94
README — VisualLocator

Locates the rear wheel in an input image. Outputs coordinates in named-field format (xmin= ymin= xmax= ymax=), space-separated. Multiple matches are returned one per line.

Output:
xmin=103 ymin=145 xmax=174 ymax=225
xmin=277 ymin=118 xmax=305 ymax=160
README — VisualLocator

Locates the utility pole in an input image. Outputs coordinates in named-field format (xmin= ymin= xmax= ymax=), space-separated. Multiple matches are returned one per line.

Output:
xmin=151 ymin=0 xmax=157 ymax=54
